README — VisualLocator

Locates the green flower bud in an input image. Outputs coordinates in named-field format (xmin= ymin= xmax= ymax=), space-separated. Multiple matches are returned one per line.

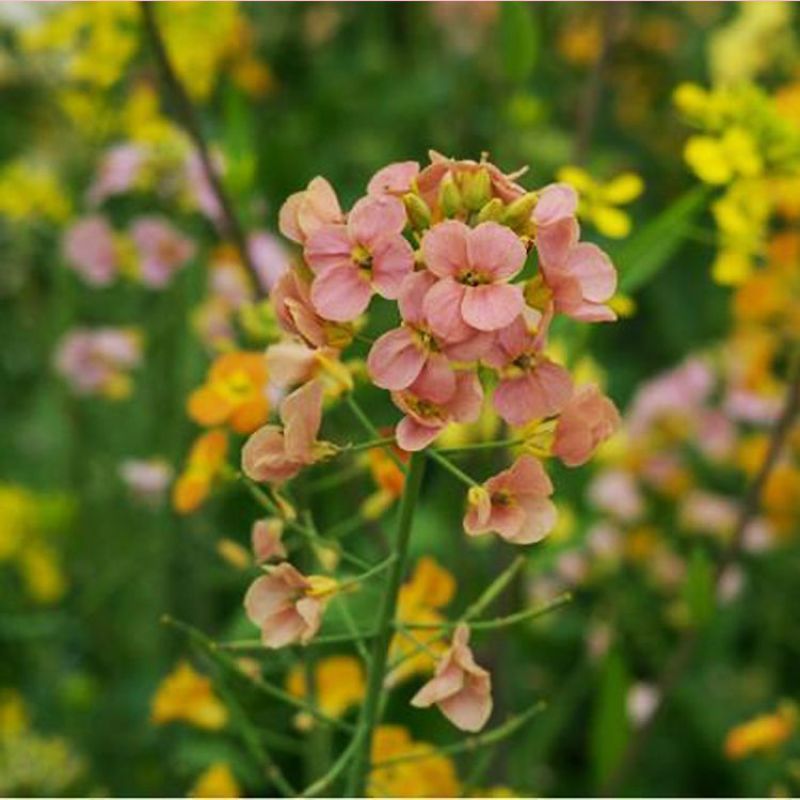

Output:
xmin=462 ymin=167 xmax=492 ymax=212
xmin=403 ymin=192 xmax=432 ymax=231
xmin=438 ymin=173 xmax=463 ymax=219
xmin=476 ymin=198 xmax=505 ymax=224
xmin=501 ymin=191 xmax=538 ymax=233
xmin=524 ymin=274 xmax=553 ymax=312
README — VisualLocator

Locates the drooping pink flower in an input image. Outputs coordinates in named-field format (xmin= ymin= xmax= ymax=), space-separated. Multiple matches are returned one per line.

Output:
xmin=306 ymin=196 xmax=414 ymax=321
xmin=271 ymin=269 xmax=331 ymax=349
xmin=244 ymin=563 xmax=326 ymax=648
xmin=463 ymin=455 xmax=556 ymax=544
xmin=410 ymin=623 xmax=492 ymax=732
xmin=241 ymin=379 xmax=325 ymax=484
xmin=367 ymin=271 xmax=462 ymax=398
xmin=251 ymin=518 xmax=287 ymax=563
xmin=391 ymin=371 xmax=483 ymax=451
xmin=87 ymin=143 xmax=144 ymax=206
xmin=421 ymin=221 xmax=527 ymax=336
xmin=552 ymin=384 xmax=620 ymax=467
xmin=63 ymin=215 xmax=118 ymax=287
xmin=279 ymin=176 xmax=343 ymax=245
xmin=484 ymin=315 xmax=572 ymax=427
xmin=130 ymin=216 xmax=195 ymax=288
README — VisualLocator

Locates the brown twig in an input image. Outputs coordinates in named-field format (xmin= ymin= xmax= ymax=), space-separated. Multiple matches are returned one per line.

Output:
xmin=138 ymin=1 xmax=264 ymax=298
xmin=602 ymin=352 xmax=800 ymax=795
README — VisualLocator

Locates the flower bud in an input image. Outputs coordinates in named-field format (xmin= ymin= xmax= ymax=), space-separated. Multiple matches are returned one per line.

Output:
xmin=403 ymin=192 xmax=432 ymax=231
xmin=462 ymin=168 xmax=492 ymax=212
xmin=476 ymin=197 xmax=505 ymax=224
xmin=501 ymin=191 xmax=538 ymax=233
xmin=524 ymin=274 xmax=553 ymax=312
xmin=307 ymin=574 xmax=340 ymax=598
xmin=438 ymin=173 xmax=463 ymax=219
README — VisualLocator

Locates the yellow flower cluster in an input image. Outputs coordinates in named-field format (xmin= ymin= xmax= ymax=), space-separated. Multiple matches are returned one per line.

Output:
xmin=675 ymin=81 xmax=800 ymax=285
xmin=0 ymin=485 xmax=71 ymax=605
xmin=0 ymin=160 xmax=71 ymax=223
xmin=150 ymin=661 xmax=228 ymax=730
xmin=189 ymin=762 xmax=241 ymax=798
xmin=285 ymin=655 xmax=365 ymax=728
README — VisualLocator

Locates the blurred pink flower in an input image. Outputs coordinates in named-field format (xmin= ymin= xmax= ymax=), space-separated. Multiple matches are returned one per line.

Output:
xmin=185 ymin=150 xmax=224 ymax=222
xmin=130 ymin=216 xmax=195 ymax=288
xmin=627 ymin=683 xmax=660 ymax=728
xmin=244 ymin=563 xmax=325 ymax=648
xmin=391 ymin=370 xmax=483 ymax=451
xmin=485 ymin=315 xmax=572 ymax=427
xmin=63 ymin=215 xmax=118 ymax=287
xmin=279 ymin=176 xmax=343 ymax=244
xmin=463 ymin=455 xmax=556 ymax=544
xmin=306 ymin=195 xmax=413 ymax=321
xmin=119 ymin=458 xmax=172 ymax=505
xmin=553 ymin=384 xmax=620 ymax=466
xmin=251 ymin=519 xmax=287 ymax=564
xmin=87 ymin=144 xmax=143 ymax=205
xmin=249 ymin=231 xmax=290 ymax=292
xmin=411 ymin=623 xmax=492 ymax=732
xmin=588 ymin=469 xmax=644 ymax=522
xmin=421 ymin=220 xmax=526 ymax=336
xmin=242 ymin=379 xmax=324 ymax=484
xmin=679 ymin=490 xmax=738 ymax=536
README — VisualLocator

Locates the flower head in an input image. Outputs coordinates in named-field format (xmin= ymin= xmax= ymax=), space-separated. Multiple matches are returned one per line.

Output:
xmin=250 ymin=518 xmax=287 ymax=563
xmin=130 ymin=216 xmax=195 ymax=288
xmin=279 ymin=176 xmax=343 ymax=244
xmin=63 ymin=215 xmax=118 ymax=287
xmin=411 ymin=623 xmax=492 ymax=732
xmin=553 ymin=384 xmax=620 ymax=467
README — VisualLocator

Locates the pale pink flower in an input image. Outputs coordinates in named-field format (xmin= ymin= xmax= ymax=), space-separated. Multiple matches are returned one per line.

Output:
xmin=391 ymin=371 xmax=483 ymax=451
xmin=723 ymin=389 xmax=781 ymax=424
xmin=265 ymin=340 xmax=342 ymax=391
xmin=679 ymin=490 xmax=738 ymax=536
xmin=556 ymin=551 xmax=589 ymax=585
xmin=87 ymin=143 xmax=143 ymax=205
xmin=410 ymin=623 xmax=492 ymax=732
xmin=717 ymin=565 xmax=745 ymax=605
xmin=696 ymin=409 xmax=735 ymax=460
xmin=244 ymin=563 xmax=325 ymax=648
xmin=130 ymin=217 xmax=195 ymax=288
xmin=588 ymin=469 xmax=644 ymax=522
xmin=278 ymin=176 xmax=343 ymax=244
xmin=251 ymin=519 xmax=287 ymax=563
xmin=119 ymin=458 xmax=172 ymax=505
xmin=484 ymin=315 xmax=572 ymax=427
xmin=185 ymin=150 xmax=224 ymax=222
xmin=421 ymin=220 xmax=526 ymax=336
xmin=532 ymin=183 xmax=579 ymax=265
xmin=553 ymin=384 xmax=620 ymax=467
xmin=63 ymin=216 xmax=118 ymax=287
xmin=627 ymin=683 xmax=660 ymax=728
xmin=367 ymin=161 xmax=420 ymax=197
xmin=463 ymin=455 xmax=556 ymax=544
xmin=306 ymin=196 xmax=413 ymax=321
xmin=249 ymin=231 xmax=290 ymax=292
xmin=241 ymin=379 xmax=325 ymax=484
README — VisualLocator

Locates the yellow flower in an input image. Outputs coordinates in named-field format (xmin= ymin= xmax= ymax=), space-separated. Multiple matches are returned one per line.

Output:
xmin=386 ymin=558 xmax=456 ymax=686
xmin=216 ymin=538 xmax=251 ymax=570
xmin=557 ymin=166 xmax=643 ymax=239
xmin=724 ymin=705 xmax=796 ymax=760
xmin=0 ymin=161 xmax=71 ymax=223
xmin=0 ymin=690 xmax=29 ymax=739
xmin=189 ymin=763 xmax=241 ymax=798
xmin=151 ymin=661 xmax=228 ymax=730
xmin=368 ymin=725 xmax=460 ymax=798
xmin=172 ymin=430 xmax=229 ymax=515
xmin=18 ymin=546 xmax=67 ymax=605
xmin=684 ymin=128 xmax=763 ymax=186
xmin=285 ymin=655 xmax=365 ymax=728
xmin=188 ymin=351 xmax=270 ymax=435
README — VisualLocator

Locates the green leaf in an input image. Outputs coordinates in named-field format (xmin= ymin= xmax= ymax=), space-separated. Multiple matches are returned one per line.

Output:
xmin=615 ymin=186 xmax=709 ymax=293
xmin=498 ymin=3 xmax=538 ymax=84
xmin=590 ymin=649 xmax=630 ymax=789
xmin=683 ymin=546 xmax=715 ymax=627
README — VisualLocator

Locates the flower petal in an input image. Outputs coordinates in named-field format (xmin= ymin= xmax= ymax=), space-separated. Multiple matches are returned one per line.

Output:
xmin=421 ymin=220 xmax=469 ymax=278
xmin=367 ymin=327 xmax=426 ymax=391
xmin=310 ymin=264 xmax=372 ymax=322
xmin=466 ymin=222 xmax=526 ymax=280
xmin=461 ymin=284 xmax=524 ymax=332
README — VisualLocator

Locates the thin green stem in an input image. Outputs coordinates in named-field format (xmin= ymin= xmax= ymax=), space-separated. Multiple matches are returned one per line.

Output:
xmin=436 ymin=438 xmax=523 ymax=454
xmin=344 ymin=436 xmax=396 ymax=454
xmin=463 ymin=555 xmax=527 ymax=621
xmin=334 ymin=554 xmax=397 ymax=594
xmin=346 ymin=395 xmax=406 ymax=474
xmin=371 ymin=701 xmax=546 ymax=769
xmin=217 ymin=628 xmax=378 ymax=652
xmin=345 ymin=450 xmax=427 ymax=796
xmin=427 ymin=448 xmax=480 ymax=487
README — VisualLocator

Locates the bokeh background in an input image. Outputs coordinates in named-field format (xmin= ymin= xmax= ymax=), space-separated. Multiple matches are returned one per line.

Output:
xmin=1 ymin=2 xmax=799 ymax=797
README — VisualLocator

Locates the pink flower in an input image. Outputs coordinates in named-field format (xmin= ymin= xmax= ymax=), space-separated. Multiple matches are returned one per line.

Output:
xmin=241 ymin=379 xmax=325 ymax=484
xmin=368 ymin=161 xmax=420 ymax=197
xmin=306 ymin=196 xmax=414 ymax=321
xmin=391 ymin=371 xmax=483 ymax=451
xmin=185 ymin=150 xmax=224 ymax=223
xmin=367 ymin=271 xmax=460 ymax=397
xmin=410 ymin=623 xmax=492 ymax=732
xmin=251 ymin=519 xmax=287 ymax=563
xmin=271 ymin=269 xmax=331 ymax=349
xmin=463 ymin=455 xmax=556 ymax=544
xmin=87 ymin=144 xmax=143 ymax=205
xmin=249 ymin=231 xmax=290 ymax=292
xmin=553 ymin=385 xmax=620 ymax=467
xmin=244 ymin=563 xmax=326 ymax=648
xmin=279 ymin=176 xmax=343 ymax=244
xmin=130 ymin=217 xmax=195 ymax=288
xmin=421 ymin=221 xmax=527 ymax=336
xmin=484 ymin=316 xmax=572 ymax=427
xmin=532 ymin=183 xmax=579 ymax=264
xmin=588 ymin=469 xmax=643 ymax=522
xmin=63 ymin=216 xmax=118 ymax=287
xmin=119 ymin=458 xmax=172 ymax=505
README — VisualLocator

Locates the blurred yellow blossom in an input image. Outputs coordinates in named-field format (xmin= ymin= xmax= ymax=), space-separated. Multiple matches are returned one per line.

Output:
xmin=0 ymin=160 xmax=71 ymax=223
xmin=725 ymin=704 xmax=796 ymax=760
xmin=189 ymin=763 xmax=241 ymax=798
xmin=285 ymin=655 xmax=365 ymax=728
xmin=557 ymin=166 xmax=643 ymax=239
xmin=151 ymin=661 xmax=228 ymax=730
xmin=172 ymin=430 xmax=230 ymax=514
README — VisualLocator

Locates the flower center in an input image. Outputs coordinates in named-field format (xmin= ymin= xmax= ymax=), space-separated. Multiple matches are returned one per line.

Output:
xmin=351 ymin=244 xmax=373 ymax=272
xmin=458 ymin=268 xmax=489 ymax=287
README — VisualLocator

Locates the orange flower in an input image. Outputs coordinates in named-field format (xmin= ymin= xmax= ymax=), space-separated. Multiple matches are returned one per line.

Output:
xmin=360 ymin=442 xmax=408 ymax=520
xmin=172 ymin=430 xmax=229 ymax=514
xmin=188 ymin=351 xmax=269 ymax=434
xmin=724 ymin=705 xmax=796 ymax=760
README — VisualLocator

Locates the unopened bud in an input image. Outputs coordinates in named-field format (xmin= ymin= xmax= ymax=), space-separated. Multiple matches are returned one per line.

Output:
xmin=502 ymin=191 xmax=538 ymax=233
xmin=476 ymin=198 xmax=505 ymax=224
xmin=438 ymin=174 xmax=463 ymax=219
xmin=403 ymin=192 xmax=432 ymax=231
xmin=462 ymin=168 xmax=492 ymax=212
xmin=307 ymin=574 xmax=340 ymax=598
xmin=524 ymin=274 xmax=553 ymax=312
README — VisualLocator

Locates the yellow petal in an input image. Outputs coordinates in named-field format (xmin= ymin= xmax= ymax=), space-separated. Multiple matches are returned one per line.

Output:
xmin=591 ymin=205 xmax=632 ymax=239
xmin=601 ymin=173 xmax=644 ymax=205
xmin=684 ymin=136 xmax=733 ymax=185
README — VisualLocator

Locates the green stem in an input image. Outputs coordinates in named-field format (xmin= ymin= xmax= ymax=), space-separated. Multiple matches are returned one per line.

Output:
xmin=427 ymin=448 xmax=480 ymax=487
xmin=345 ymin=450 xmax=427 ymax=796
xmin=345 ymin=436 xmax=397 ymax=454
xmin=463 ymin=555 xmax=527 ymax=621
xmin=346 ymin=395 xmax=407 ymax=474
xmin=436 ymin=438 xmax=523 ymax=454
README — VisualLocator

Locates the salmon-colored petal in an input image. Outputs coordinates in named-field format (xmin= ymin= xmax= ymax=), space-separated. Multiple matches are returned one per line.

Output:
xmin=281 ymin=379 xmax=323 ymax=462
xmin=411 ymin=661 xmax=464 ymax=708
xmin=251 ymin=519 xmax=287 ymax=563
xmin=241 ymin=425 xmax=299 ymax=483
xmin=262 ymin=606 xmax=306 ymax=649
xmin=423 ymin=278 xmax=471 ymax=342
xmin=443 ymin=328 xmax=495 ymax=362
xmin=244 ymin=574 xmax=292 ymax=626
xmin=533 ymin=183 xmax=578 ymax=226
xmin=297 ymin=177 xmax=342 ymax=240
xmin=565 ymin=243 xmax=617 ymax=302
xmin=349 ymin=195 xmax=406 ymax=242
xmin=367 ymin=327 xmax=426 ymax=391
xmin=295 ymin=596 xmax=324 ymax=644
xmin=486 ymin=503 xmax=527 ymax=541
xmin=278 ymin=192 xmax=304 ymax=243
xmin=513 ymin=497 xmax=557 ymax=544
xmin=265 ymin=340 xmax=316 ymax=388
xmin=438 ymin=681 xmax=492 ymax=732
xmin=368 ymin=161 xmax=419 ymax=196
xmin=310 ymin=263 xmax=372 ymax=322
xmin=398 ymin=270 xmax=436 ymax=325
xmin=421 ymin=220 xmax=469 ymax=278
xmin=396 ymin=415 xmax=442 ymax=452
xmin=304 ymin=224 xmax=352 ymax=274
xmin=371 ymin=235 xmax=414 ymax=299
xmin=461 ymin=284 xmax=524 ymax=332
xmin=536 ymin=216 xmax=579 ymax=268
xmin=409 ymin=353 xmax=456 ymax=405
xmin=446 ymin=371 xmax=484 ymax=423
xmin=466 ymin=222 xmax=526 ymax=280
xmin=493 ymin=374 xmax=548 ymax=427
